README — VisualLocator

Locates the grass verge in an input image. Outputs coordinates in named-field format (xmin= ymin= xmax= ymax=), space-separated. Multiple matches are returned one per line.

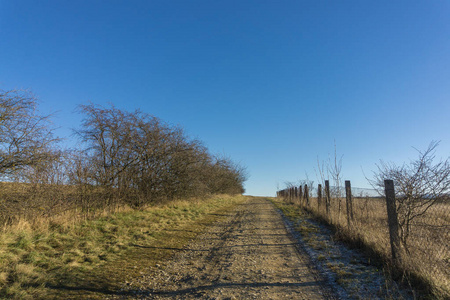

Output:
xmin=0 ymin=194 xmax=247 ymax=299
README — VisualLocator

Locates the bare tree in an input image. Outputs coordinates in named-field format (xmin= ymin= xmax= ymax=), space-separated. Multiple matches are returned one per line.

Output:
xmin=75 ymin=103 xmax=138 ymax=187
xmin=370 ymin=141 xmax=450 ymax=249
xmin=315 ymin=143 xmax=343 ymax=221
xmin=0 ymin=89 xmax=57 ymax=179
xmin=328 ymin=142 xmax=343 ymax=221
xmin=302 ymin=173 xmax=315 ymax=196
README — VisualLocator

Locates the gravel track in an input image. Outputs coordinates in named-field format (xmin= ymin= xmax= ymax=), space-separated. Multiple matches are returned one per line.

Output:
xmin=114 ymin=197 xmax=335 ymax=299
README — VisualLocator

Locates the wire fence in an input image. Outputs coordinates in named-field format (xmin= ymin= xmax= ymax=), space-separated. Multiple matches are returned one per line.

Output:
xmin=277 ymin=180 xmax=449 ymax=299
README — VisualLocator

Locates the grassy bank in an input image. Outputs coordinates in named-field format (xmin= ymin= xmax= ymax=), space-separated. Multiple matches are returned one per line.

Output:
xmin=0 ymin=194 xmax=247 ymax=299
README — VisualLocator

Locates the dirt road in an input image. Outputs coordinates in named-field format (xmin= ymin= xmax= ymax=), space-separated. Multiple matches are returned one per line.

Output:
xmin=118 ymin=197 xmax=334 ymax=299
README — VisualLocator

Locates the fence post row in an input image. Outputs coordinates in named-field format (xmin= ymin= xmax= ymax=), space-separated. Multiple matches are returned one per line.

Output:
xmin=277 ymin=179 xmax=404 ymax=273
xmin=384 ymin=179 xmax=402 ymax=264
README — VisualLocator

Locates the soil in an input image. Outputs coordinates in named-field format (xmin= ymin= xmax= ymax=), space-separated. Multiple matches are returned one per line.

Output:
xmin=112 ymin=197 xmax=335 ymax=299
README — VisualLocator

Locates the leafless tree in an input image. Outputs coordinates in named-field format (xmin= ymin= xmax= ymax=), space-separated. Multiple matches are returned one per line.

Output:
xmin=328 ymin=142 xmax=343 ymax=220
xmin=315 ymin=143 xmax=343 ymax=220
xmin=0 ymin=89 xmax=58 ymax=179
xmin=302 ymin=173 xmax=315 ymax=196
xmin=370 ymin=141 xmax=450 ymax=249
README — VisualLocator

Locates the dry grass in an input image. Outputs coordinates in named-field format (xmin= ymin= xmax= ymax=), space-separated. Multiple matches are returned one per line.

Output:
xmin=290 ymin=196 xmax=449 ymax=299
xmin=0 ymin=193 xmax=247 ymax=299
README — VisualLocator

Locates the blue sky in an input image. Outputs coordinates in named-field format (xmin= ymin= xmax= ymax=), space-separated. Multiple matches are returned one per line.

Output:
xmin=1 ymin=1 xmax=449 ymax=196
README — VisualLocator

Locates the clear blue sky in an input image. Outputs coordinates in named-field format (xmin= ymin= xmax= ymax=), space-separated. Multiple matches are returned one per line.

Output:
xmin=1 ymin=1 xmax=449 ymax=196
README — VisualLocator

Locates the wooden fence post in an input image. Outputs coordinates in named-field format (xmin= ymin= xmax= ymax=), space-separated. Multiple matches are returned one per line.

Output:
xmin=384 ymin=180 xmax=402 ymax=264
xmin=317 ymin=184 xmax=322 ymax=212
xmin=304 ymin=184 xmax=310 ymax=207
xmin=299 ymin=185 xmax=303 ymax=207
xmin=325 ymin=180 xmax=331 ymax=218
xmin=345 ymin=180 xmax=354 ymax=229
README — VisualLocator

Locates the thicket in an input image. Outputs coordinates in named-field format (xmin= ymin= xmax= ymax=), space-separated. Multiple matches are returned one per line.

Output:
xmin=0 ymin=89 xmax=247 ymax=225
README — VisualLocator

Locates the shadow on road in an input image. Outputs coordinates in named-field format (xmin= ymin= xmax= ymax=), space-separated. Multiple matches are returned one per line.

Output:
xmin=139 ymin=280 xmax=325 ymax=297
